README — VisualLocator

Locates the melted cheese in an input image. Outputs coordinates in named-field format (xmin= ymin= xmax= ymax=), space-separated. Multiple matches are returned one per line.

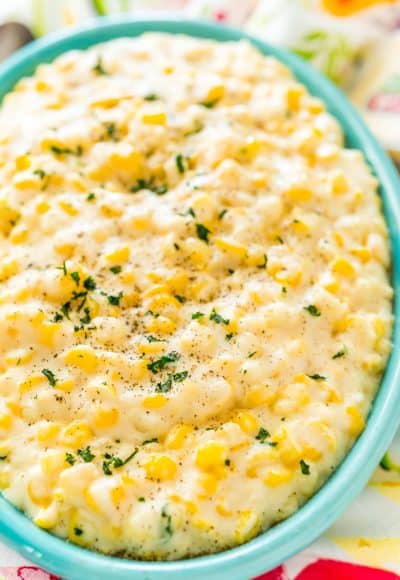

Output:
xmin=0 ymin=33 xmax=392 ymax=560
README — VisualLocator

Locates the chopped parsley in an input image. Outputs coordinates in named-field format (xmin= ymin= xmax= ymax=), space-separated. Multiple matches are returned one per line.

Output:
xmin=33 ymin=169 xmax=46 ymax=179
xmin=303 ymin=304 xmax=321 ymax=317
xmin=102 ymin=448 xmax=138 ymax=475
xmin=174 ymin=294 xmax=186 ymax=304
xmin=0 ymin=455 xmax=7 ymax=461
xmin=143 ymin=93 xmax=159 ymax=101
xmin=92 ymin=56 xmax=108 ymax=75
xmin=276 ymin=236 xmax=284 ymax=244
xmin=41 ymin=368 xmax=57 ymax=387
xmin=161 ymin=506 xmax=173 ymax=536
xmin=156 ymin=371 xmax=188 ymax=393
xmin=142 ymin=437 xmax=159 ymax=445
xmin=209 ymin=308 xmax=229 ymax=325
xmin=65 ymin=452 xmax=76 ymax=466
xmin=131 ymin=178 xmax=168 ymax=195
xmin=77 ymin=446 xmax=95 ymax=463
xmin=196 ymin=223 xmax=211 ymax=244
xmin=257 ymin=254 xmax=268 ymax=269
xmin=110 ymin=265 xmax=122 ymax=275
xmin=70 ymin=271 xmax=80 ymax=286
xmin=192 ymin=311 xmax=204 ymax=320
xmin=224 ymin=459 xmax=231 ymax=466
xmin=300 ymin=459 xmax=310 ymax=475
xmin=104 ymin=122 xmax=118 ymax=142
xmin=255 ymin=427 xmax=270 ymax=443
xmin=175 ymin=154 xmax=186 ymax=174
xmin=248 ymin=351 xmax=257 ymax=358
xmin=307 ymin=373 xmax=326 ymax=381
xmin=145 ymin=310 xmax=159 ymax=318
xmin=107 ymin=291 xmax=123 ymax=306
xmin=74 ymin=527 xmax=84 ymax=536
xmin=218 ymin=208 xmax=228 ymax=220
xmin=138 ymin=496 xmax=146 ymax=502
xmin=147 ymin=351 xmax=180 ymax=374
xmin=225 ymin=333 xmax=234 ymax=341
xmin=146 ymin=335 xmax=165 ymax=343
xmin=50 ymin=145 xmax=83 ymax=157
xmin=83 ymin=276 xmax=96 ymax=291
xmin=332 ymin=348 xmax=347 ymax=359
xmin=87 ymin=192 xmax=96 ymax=202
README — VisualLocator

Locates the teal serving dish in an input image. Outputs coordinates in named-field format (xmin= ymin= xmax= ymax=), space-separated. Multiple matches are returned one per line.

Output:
xmin=0 ymin=17 xmax=399 ymax=580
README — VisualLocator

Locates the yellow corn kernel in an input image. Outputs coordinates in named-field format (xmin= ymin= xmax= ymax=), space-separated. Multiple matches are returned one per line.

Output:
xmin=27 ymin=481 xmax=51 ymax=508
xmin=302 ymin=444 xmax=322 ymax=462
xmin=144 ymin=455 xmax=177 ymax=481
xmin=121 ymin=473 xmax=136 ymax=486
xmin=331 ymin=172 xmax=348 ymax=195
xmin=100 ymin=203 xmax=123 ymax=218
xmin=0 ymin=469 xmax=10 ymax=489
xmin=145 ymin=315 xmax=176 ymax=335
xmin=291 ymin=220 xmax=309 ymax=234
xmin=0 ymin=258 xmax=19 ymax=282
xmin=136 ymin=340 xmax=164 ymax=356
xmin=37 ymin=322 xmax=62 ymax=348
xmin=141 ymin=111 xmax=167 ymax=125
xmin=54 ymin=242 xmax=75 ymax=257
xmin=273 ymin=268 xmax=302 ymax=287
xmin=111 ymin=149 xmax=142 ymax=172
xmin=264 ymin=467 xmax=293 ymax=487
xmin=165 ymin=424 xmax=193 ymax=450
xmin=41 ymin=450 xmax=66 ymax=474
xmin=15 ymin=154 xmax=31 ymax=171
xmin=242 ymin=137 xmax=261 ymax=160
xmin=5 ymin=348 xmax=33 ymax=366
xmin=36 ymin=79 xmax=50 ymax=92
xmin=59 ymin=421 xmax=93 ymax=448
xmin=143 ymin=284 xmax=170 ymax=298
xmin=205 ymin=85 xmax=224 ymax=104
xmin=170 ymin=494 xmax=197 ymax=515
xmin=323 ymin=275 xmax=340 ymax=294
xmin=216 ymin=503 xmax=232 ymax=517
xmin=37 ymin=422 xmax=60 ymax=444
xmin=331 ymin=257 xmax=356 ymax=278
xmin=245 ymin=385 xmax=271 ymax=407
xmin=84 ymin=487 xmax=100 ymax=513
xmin=287 ymin=86 xmax=303 ymax=110
xmin=64 ymin=346 xmax=99 ymax=372
xmin=234 ymin=510 xmax=260 ymax=544
xmin=58 ymin=200 xmax=78 ymax=216
xmin=143 ymin=394 xmax=167 ymax=409
xmin=110 ymin=486 xmax=125 ymax=505
xmin=120 ymin=270 xmax=135 ymax=284
xmin=56 ymin=379 xmax=75 ymax=393
xmin=104 ymin=245 xmax=130 ymax=264
xmin=10 ymin=227 xmax=28 ymax=244
xmin=195 ymin=441 xmax=227 ymax=471
xmin=285 ymin=187 xmax=312 ymax=203
xmin=0 ymin=199 xmax=20 ymax=235
xmin=215 ymin=238 xmax=247 ymax=260
xmin=92 ymin=406 xmax=119 ymax=429
xmin=192 ymin=516 xmax=214 ymax=531
xmin=373 ymin=318 xmax=386 ymax=340
xmin=346 ymin=405 xmax=365 ymax=436
xmin=34 ymin=512 xmax=57 ymax=530
xmin=351 ymin=247 xmax=371 ymax=262
xmin=232 ymin=411 xmax=259 ymax=435
xmin=36 ymin=199 xmax=51 ymax=214
xmin=198 ymin=473 xmax=218 ymax=495
xmin=246 ymin=449 xmax=277 ymax=478
xmin=0 ymin=413 xmax=12 ymax=430
xmin=68 ymin=509 xmax=87 ymax=546
xmin=19 ymin=375 xmax=44 ymax=394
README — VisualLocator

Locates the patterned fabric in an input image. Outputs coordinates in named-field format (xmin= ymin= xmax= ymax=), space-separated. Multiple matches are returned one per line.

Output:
xmin=0 ymin=1 xmax=399 ymax=578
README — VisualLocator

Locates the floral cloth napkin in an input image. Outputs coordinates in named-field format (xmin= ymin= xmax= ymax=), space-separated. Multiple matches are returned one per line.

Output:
xmin=0 ymin=2 xmax=400 ymax=579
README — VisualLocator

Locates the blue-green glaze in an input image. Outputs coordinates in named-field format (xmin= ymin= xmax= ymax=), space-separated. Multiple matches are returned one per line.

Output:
xmin=0 ymin=18 xmax=399 ymax=580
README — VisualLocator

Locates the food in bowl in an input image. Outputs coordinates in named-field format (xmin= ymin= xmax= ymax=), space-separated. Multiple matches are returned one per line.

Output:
xmin=0 ymin=33 xmax=392 ymax=560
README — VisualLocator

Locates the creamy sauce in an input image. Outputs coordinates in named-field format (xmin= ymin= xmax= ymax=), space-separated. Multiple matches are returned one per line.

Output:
xmin=0 ymin=34 xmax=392 ymax=560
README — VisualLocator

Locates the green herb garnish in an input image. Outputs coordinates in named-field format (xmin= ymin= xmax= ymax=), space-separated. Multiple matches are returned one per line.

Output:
xmin=93 ymin=56 xmax=108 ymax=75
xmin=196 ymin=223 xmax=211 ymax=244
xmin=209 ymin=308 xmax=229 ymax=325
xmin=77 ymin=446 xmax=95 ymax=463
xmin=332 ymin=348 xmax=347 ymax=359
xmin=255 ymin=427 xmax=270 ymax=443
xmin=300 ymin=459 xmax=310 ymax=475
xmin=307 ymin=374 xmax=326 ymax=381
xmin=147 ymin=351 xmax=180 ymax=374
xmin=175 ymin=154 xmax=186 ymax=174
xmin=110 ymin=265 xmax=122 ymax=274
xmin=65 ymin=452 xmax=76 ymax=466
xmin=41 ymin=368 xmax=57 ymax=387
xmin=192 ymin=312 xmax=204 ymax=320
xmin=303 ymin=304 xmax=321 ymax=317
xmin=107 ymin=292 xmax=123 ymax=306
xmin=257 ymin=254 xmax=268 ymax=269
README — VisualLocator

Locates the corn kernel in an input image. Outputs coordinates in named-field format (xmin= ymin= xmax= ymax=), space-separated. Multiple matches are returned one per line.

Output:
xmin=234 ymin=510 xmax=260 ymax=544
xmin=232 ymin=411 xmax=259 ymax=435
xmin=331 ymin=172 xmax=348 ymax=195
xmin=27 ymin=481 xmax=51 ymax=507
xmin=37 ymin=322 xmax=61 ymax=348
xmin=198 ymin=473 xmax=218 ymax=495
xmin=19 ymin=375 xmax=44 ymax=394
xmin=195 ymin=441 xmax=226 ymax=471
xmin=15 ymin=154 xmax=31 ymax=171
xmin=145 ymin=315 xmax=176 ymax=335
xmin=0 ymin=413 xmax=12 ymax=430
xmin=59 ymin=421 xmax=93 ymax=448
xmin=264 ymin=467 xmax=293 ymax=487
xmin=56 ymin=379 xmax=75 ymax=393
xmin=287 ymin=86 xmax=303 ymax=111
xmin=346 ymin=405 xmax=365 ymax=436
xmin=110 ymin=486 xmax=125 ymax=505
xmin=37 ymin=422 xmax=60 ymax=444
xmin=141 ymin=112 xmax=167 ymax=125
xmin=331 ymin=257 xmax=356 ymax=278
xmin=5 ymin=348 xmax=33 ymax=366
xmin=285 ymin=187 xmax=312 ymax=203
xmin=142 ymin=394 xmax=167 ymax=409
xmin=64 ymin=346 xmax=99 ymax=372
xmin=104 ymin=245 xmax=130 ymax=264
xmin=215 ymin=238 xmax=247 ymax=259
xmin=59 ymin=200 xmax=78 ymax=216
xmin=41 ymin=450 xmax=65 ymax=474
xmin=92 ymin=406 xmax=119 ymax=429
xmin=0 ymin=258 xmax=19 ymax=282
xmin=205 ymin=85 xmax=224 ymax=104
xmin=351 ymin=247 xmax=371 ymax=262
xmin=165 ymin=424 xmax=193 ymax=450
xmin=144 ymin=455 xmax=177 ymax=481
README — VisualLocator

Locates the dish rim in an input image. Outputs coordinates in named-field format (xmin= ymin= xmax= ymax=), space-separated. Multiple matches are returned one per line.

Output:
xmin=0 ymin=17 xmax=399 ymax=580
